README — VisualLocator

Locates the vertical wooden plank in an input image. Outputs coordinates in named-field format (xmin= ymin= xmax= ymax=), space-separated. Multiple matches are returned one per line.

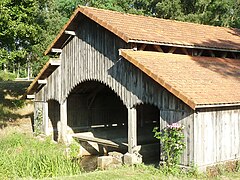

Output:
xmin=43 ymin=101 xmax=49 ymax=135
xmin=128 ymin=107 xmax=137 ymax=154
xmin=60 ymin=100 xmax=68 ymax=143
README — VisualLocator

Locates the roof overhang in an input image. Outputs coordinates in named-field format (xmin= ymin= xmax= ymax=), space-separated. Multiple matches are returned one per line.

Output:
xmin=119 ymin=49 xmax=240 ymax=110
xmin=26 ymin=59 xmax=61 ymax=95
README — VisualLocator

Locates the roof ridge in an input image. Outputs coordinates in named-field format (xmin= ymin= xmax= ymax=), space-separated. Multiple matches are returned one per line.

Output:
xmin=78 ymin=5 xmax=239 ymax=31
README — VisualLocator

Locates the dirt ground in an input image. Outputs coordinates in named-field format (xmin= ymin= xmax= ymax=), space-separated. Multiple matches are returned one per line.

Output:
xmin=0 ymin=81 xmax=33 ymax=136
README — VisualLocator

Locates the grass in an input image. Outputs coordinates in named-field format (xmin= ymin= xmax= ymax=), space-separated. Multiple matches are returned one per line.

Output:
xmin=0 ymin=132 xmax=82 ymax=179
xmin=47 ymin=164 xmax=240 ymax=180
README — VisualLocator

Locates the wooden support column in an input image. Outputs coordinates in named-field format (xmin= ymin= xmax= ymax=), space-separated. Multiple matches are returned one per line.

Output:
xmin=43 ymin=101 xmax=49 ymax=135
xmin=60 ymin=100 xmax=68 ymax=143
xmin=128 ymin=107 xmax=137 ymax=154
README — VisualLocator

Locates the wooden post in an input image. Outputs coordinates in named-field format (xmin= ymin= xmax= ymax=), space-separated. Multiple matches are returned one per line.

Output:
xmin=60 ymin=99 xmax=68 ymax=143
xmin=128 ymin=107 xmax=137 ymax=154
xmin=43 ymin=102 xmax=49 ymax=135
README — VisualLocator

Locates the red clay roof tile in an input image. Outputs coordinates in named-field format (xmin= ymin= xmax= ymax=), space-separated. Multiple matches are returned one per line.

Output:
xmin=45 ymin=6 xmax=240 ymax=55
xmin=120 ymin=49 xmax=240 ymax=109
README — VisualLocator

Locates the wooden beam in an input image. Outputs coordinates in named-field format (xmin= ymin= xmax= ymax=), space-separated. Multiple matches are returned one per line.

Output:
xmin=128 ymin=40 xmax=240 ymax=53
xmin=198 ymin=50 xmax=203 ymax=56
xmin=128 ymin=107 xmax=137 ymax=154
xmin=51 ymin=48 xmax=62 ymax=53
xmin=64 ymin=30 xmax=76 ymax=36
xmin=181 ymin=48 xmax=189 ymax=55
xmin=153 ymin=45 xmax=163 ymax=52
xmin=60 ymin=100 xmax=68 ymax=143
xmin=38 ymin=79 xmax=47 ymax=85
xmin=131 ymin=43 xmax=137 ymax=50
xmin=72 ymin=134 xmax=120 ymax=148
xmin=43 ymin=102 xmax=49 ymax=135
xmin=138 ymin=44 xmax=147 ymax=51
xmin=208 ymin=50 xmax=215 ymax=57
xmin=49 ymin=59 xmax=61 ymax=66
xmin=168 ymin=47 xmax=176 ymax=53
xmin=221 ymin=52 xmax=228 ymax=58
xmin=231 ymin=52 xmax=237 ymax=59
xmin=27 ymin=94 xmax=35 ymax=99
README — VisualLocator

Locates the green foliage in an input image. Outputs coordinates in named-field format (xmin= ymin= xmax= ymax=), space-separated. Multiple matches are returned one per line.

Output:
xmin=0 ymin=133 xmax=81 ymax=179
xmin=0 ymin=71 xmax=15 ymax=81
xmin=11 ymin=99 xmax=25 ymax=109
xmin=153 ymin=123 xmax=186 ymax=169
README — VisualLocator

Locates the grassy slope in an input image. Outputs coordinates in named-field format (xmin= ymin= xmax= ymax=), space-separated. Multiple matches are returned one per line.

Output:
xmin=0 ymin=81 xmax=32 ymax=130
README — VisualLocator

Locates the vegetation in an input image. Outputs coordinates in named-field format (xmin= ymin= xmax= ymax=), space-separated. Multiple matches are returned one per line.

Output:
xmin=153 ymin=123 xmax=185 ymax=170
xmin=0 ymin=132 xmax=81 ymax=179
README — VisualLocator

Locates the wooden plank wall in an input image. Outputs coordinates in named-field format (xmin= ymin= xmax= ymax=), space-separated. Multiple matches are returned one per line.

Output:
xmin=35 ymin=16 xmax=195 ymax=165
xmin=194 ymin=107 xmax=240 ymax=167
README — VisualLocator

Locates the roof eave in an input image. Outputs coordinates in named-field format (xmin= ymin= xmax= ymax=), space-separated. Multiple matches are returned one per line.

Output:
xmin=44 ymin=7 xmax=81 ymax=55
xmin=127 ymin=40 xmax=240 ymax=53
xmin=195 ymin=103 xmax=240 ymax=109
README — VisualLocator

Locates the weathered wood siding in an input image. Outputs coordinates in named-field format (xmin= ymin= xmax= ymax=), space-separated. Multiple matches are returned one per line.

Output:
xmin=34 ymin=67 xmax=61 ymax=102
xmin=194 ymin=107 xmax=240 ymax=167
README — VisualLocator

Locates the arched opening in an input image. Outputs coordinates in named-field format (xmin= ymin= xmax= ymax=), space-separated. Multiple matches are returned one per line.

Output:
xmin=48 ymin=100 xmax=60 ymax=141
xmin=67 ymin=81 xmax=128 ymax=154
xmin=136 ymin=103 xmax=160 ymax=164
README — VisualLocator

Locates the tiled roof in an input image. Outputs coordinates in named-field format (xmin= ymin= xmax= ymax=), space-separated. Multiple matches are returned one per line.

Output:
xmin=45 ymin=6 xmax=240 ymax=54
xmin=120 ymin=49 xmax=240 ymax=109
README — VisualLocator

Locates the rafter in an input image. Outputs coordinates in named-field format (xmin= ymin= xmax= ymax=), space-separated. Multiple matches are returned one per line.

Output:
xmin=138 ymin=44 xmax=147 ymax=50
xmin=153 ymin=45 xmax=163 ymax=52
xmin=208 ymin=50 xmax=215 ymax=57
xmin=168 ymin=47 xmax=176 ymax=53
xmin=181 ymin=48 xmax=189 ymax=55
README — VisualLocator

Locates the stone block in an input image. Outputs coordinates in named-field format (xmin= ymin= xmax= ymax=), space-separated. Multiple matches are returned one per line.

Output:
xmin=123 ymin=153 xmax=142 ymax=165
xmin=98 ymin=156 xmax=113 ymax=170
xmin=108 ymin=151 xmax=123 ymax=164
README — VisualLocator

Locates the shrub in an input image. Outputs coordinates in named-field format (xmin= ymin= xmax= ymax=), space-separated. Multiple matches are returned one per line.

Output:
xmin=0 ymin=71 xmax=15 ymax=81
xmin=153 ymin=123 xmax=185 ymax=168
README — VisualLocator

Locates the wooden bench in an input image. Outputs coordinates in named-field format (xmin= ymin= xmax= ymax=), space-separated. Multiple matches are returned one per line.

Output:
xmin=72 ymin=134 xmax=120 ymax=148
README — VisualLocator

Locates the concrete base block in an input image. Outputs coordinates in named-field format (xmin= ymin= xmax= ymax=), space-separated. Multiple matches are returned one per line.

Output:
xmin=108 ymin=151 xmax=123 ymax=164
xmin=98 ymin=156 xmax=113 ymax=170
xmin=123 ymin=153 xmax=142 ymax=165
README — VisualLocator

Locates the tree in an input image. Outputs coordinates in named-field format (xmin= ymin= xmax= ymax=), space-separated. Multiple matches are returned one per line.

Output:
xmin=0 ymin=0 xmax=41 ymax=75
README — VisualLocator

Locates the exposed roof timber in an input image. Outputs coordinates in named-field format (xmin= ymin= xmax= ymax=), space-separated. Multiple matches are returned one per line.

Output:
xmin=50 ymin=59 xmax=61 ymax=66
xmin=153 ymin=45 xmax=163 ymax=52
xmin=138 ymin=44 xmax=147 ymax=50
xmin=64 ymin=30 xmax=76 ymax=36
xmin=51 ymin=48 xmax=62 ymax=53
xmin=27 ymin=94 xmax=35 ymax=99
xmin=38 ymin=80 xmax=47 ymax=85
xmin=168 ymin=47 xmax=176 ymax=53
xmin=127 ymin=40 xmax=240 ymax=53
xmin=181 ymin=48 xmax=189 ymax=55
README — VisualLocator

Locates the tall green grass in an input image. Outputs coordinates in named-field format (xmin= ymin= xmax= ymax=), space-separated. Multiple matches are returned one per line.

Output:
xmin=0 ymin=133 xmax=81 ymax=179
